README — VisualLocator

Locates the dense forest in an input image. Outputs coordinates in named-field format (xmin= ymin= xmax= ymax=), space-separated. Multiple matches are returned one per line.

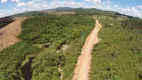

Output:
xmin=21 ymin=15 xmax=94 ymax=80
xmin=90 ymin=16 xmax=142 ymax=80
xmin=11 ymin=11 xmax=48 ymax=17
xmin=122 ymin=18 xmax=142 ymax=29
xmin=0 ymin=42 xmax=39 ymax=79
xmin=0 ymin=14 xmax=95 ymax=80
xmin=0 ymin=8 xmax=142 ymax=80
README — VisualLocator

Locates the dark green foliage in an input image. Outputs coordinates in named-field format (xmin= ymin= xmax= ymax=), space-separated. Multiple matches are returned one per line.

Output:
xmin=0 ymin=17 xmax=13 ymax=28
xmin=75 ymin=8 xmax=105 ymax=15
xmin=90 ymin=18 xmax=142 ymax=80
xmin=63 ymin=38 xmax=86 ymax=79
xmin=0 ymin=41 xmax=39 ymax=80
xmin=0 ymin=8 xmax=141 ymax=80
xmin=11 ymin=11 xmax=48 ymax=17
xmin=31 ymin=53 xmax=64 ymax=80
xmin=51 ymin=7 xmax=73 ymax=12
xmin=20 ymin=15 xmax=94 ymax=44
xmin=0 ymin=21 xmax=12 ymax=28
xmin=122 ymin=18 xmax=142 ymax=29
xmin=19 ymin=14 xmax=94 ymax=79
xmin=74 ymin=8 xmax=130 ymax=18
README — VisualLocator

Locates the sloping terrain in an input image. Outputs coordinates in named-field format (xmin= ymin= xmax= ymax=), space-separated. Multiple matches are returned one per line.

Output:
xmin=0 ymin=8 xmax=141 ymax=80
xmin=11 ymin=7 xmax=133 ymax=18
xmin=0 ymin=18 xmax=24 ymax=51
xmin=11 ymin=11 xmax=48 ymax=17
xmin=0 ymin=17 xmax=13 ymax=28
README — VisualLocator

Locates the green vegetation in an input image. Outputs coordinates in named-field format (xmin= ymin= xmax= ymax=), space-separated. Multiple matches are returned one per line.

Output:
xmin=0 ymin=41 xmax=39 ymax=80
xmin=74 ymin=8 xmax=132 ymax=18
xmin=11 ymin=11 xmax=48 ymax=17
xmin=20 ymin=15 xmax=94 ymax=79
xmin=0 ymin=21 xmax=12 ymax=28
xmin=90 ymin=16 xmax=142 ymax=80
xmin=20 ymin=15 xmax=94 ymax=44
xmin=0 ymin=18 xmax=13 ymax=28
xmin=31 ymin=52 xmax=64 ymax=80
xmin=122 ymin=18 xmax=142 ymax=29
xmin=0 ymin=13 xmax=94 ymax=80
xmin=50 ymin=7 xmax=73 ymax=12
xmin=0 ymin=8 xmax=141 ymax=80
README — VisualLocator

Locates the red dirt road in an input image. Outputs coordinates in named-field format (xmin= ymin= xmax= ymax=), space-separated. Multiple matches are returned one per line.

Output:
xmin=0 ymin=18 xmax=25 ymax=51
xmin=72 ymin=20 xmax=102 ymax=80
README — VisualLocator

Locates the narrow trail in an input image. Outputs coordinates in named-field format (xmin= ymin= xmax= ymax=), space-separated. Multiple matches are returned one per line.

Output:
xmin=72 ymin=20 xmax=102 ymax=80
xmin=0 ymin=17 xmax=26 ymax=51
xmin=58 ymin=66 xmax=64 ymax=80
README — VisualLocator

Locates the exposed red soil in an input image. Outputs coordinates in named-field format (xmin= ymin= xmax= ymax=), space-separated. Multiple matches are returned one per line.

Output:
xmin=54 ymin=12 xmax=76 ymax=15
xmin=0 ymin=17 xmax=25 ymax=51
xmin=72 ymin=20 xmax=102 ymax=80
xmin=41 ymin=10 xmax=76 ymax=15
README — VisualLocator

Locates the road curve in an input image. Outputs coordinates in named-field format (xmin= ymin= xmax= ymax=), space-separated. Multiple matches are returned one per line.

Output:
xmin=72 ymin=20 xmax=102 ymax=80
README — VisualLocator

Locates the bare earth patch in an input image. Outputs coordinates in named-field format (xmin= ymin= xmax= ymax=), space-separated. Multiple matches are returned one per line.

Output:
xmin=54 ymin=12 xmax=76 ymax=15
xmin=72 ymin=20 xmax=102 ymax=80
xmin=0 ymin=18 xmax=25 ymax=51
xmin=41 ymin=10 xmax=76 ymax=15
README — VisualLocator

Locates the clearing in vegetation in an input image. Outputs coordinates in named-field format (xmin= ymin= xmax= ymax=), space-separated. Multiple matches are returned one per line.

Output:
xmin=72 ymin=20 xmax=102 ymax=80
xmin=0 ymin=8 xmax=142 ymax=80
xmin=0 ymin=18 xmax=24 ymax=51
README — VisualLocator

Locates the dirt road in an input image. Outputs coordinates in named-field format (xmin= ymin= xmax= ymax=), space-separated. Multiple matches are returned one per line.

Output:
xmin=0 ymin=18 xmax=25 ymax=51
xmin=72 ymin=20 xmax=102 ymax=80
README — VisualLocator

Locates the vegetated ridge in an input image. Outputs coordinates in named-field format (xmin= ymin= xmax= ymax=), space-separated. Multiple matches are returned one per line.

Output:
xmin=0 ymin=7 xmax=141 ymax=80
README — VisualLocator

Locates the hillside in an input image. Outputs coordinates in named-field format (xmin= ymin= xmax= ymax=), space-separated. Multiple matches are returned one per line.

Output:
xmin=0 ymin=8 xmax=142 ymax=80
xmin=0 ymin=18 xmax=25 ymax=51
xmin=11 ymin=11 xmax=48 ymax=17
xmin=0 ymin=17 xmax=13 ymax=28
xmin=10 ymin=7 xmax=134 ymax=18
